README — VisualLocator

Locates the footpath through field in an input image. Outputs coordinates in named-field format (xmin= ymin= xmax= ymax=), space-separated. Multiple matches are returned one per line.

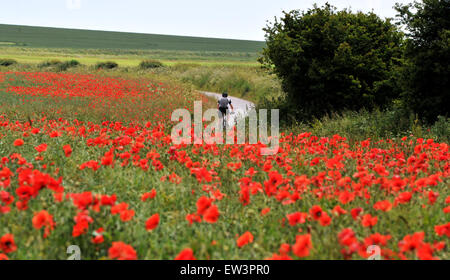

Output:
xmin=199 ymin=91 xmax=255 ymax=127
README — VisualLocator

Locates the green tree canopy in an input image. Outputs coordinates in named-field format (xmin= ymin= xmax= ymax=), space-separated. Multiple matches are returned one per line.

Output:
xmin=260 ymin=4 xmax=404 ymax=120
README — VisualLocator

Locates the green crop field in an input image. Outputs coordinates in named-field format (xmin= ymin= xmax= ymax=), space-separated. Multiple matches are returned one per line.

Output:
xmin=0 ymin=24 xmax=264 ymax=53
xmin=0 ymin=24 xmax=265 ymax=65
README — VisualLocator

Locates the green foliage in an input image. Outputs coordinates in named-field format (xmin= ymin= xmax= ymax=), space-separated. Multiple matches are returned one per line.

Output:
xmin=96 ymin=61 xmax=119 ymax=69
xmin=38 ymin=59 xmax=80 ymax=71
xmin=0 ymin=58 xmax=17 ymax=66
xmin=285 ymin=106 xmax=449 ymax=144
xmin=260 ymin=4 xmax=404 ymax=121
xmin=395 ymin=0 xmax=450 ymax=122
xmin=139 ymin=59 xmax=163 ymax=69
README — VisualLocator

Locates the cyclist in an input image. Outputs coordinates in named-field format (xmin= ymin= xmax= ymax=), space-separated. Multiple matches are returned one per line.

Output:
xmin=218 ymin=92 xmax=234 ymax=128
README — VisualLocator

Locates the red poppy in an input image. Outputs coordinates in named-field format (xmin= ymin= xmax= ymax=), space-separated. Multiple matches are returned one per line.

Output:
xmin=32 ymin=210 xmax=55 ymax=238
xmin=435 ymin=222 xmax=450 ymax=237
xmin=237 ymin=231 xmax=254 ymax=248
xmin=145 ymin=214 xmax=160 ymax=231
xmin=174 ymin=248 xmax=196 ymax=260
xmin=0 ymin=234 xmax=17 ymax=254
xmin=13 ymin=139 xmax=24 ymax=147
xmin=35 ymin=143 xmax=48 ymax=153
xmin=350 ymin=208 xmax=363 ymax=220
xmin=309 ymin=205 xmax=323 ymax=220
xmin=92 ymin=228 xmax=105 ymax=244
xmin=319 ymin=212 xmax=332 ymax=226
xmin=286 ymin=212 xmax=307 ymax=226
xmin=261 ymin=208 xmax=271 ymax=216
xmin=108 ymin=242 xmax=137 ymax=260
xmin=361 ymin=214 xmax=378 ymax=227
xmin=292 ymin=234 xmax=312 ymax=258
xmin=141 ymin=189 xmax=157 ymax=202
xmin=196 ymin=196 xmax=212 ymax=215
xmin=63 ymin=144 xmax=72 ymax=157
xmin=373 ymin=200 xmax=392 ymax=212
xmin=203 ymin=205 xmax=220 ymax=223
xmin=186 ymin=213 xmax=202 ymax=225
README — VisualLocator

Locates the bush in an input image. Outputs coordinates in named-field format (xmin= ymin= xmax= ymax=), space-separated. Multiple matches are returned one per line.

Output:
xmin=0 ymin=58 xmax=17 ymax=66
xmin=96 ymin=61 xmax=118 ymax=69
xmin=284 ymin=106 xmax=449 ymax=144
xmin=38 ymin=59 xmax=80 ymax=71
xmin=260 ymin=4 xmax=404 ymax=121
xmin=56 ymin=59 xmax=80 ymax=71
xmin=38 ymin=59 xmax=62 ymax=68
xmin=139 ymin=59 xmax=163 ymax=69
xmin=395 ymin=0 xmax=450 ymax=122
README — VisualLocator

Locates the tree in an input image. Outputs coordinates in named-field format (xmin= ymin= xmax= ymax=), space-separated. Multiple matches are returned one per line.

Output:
xmin=259 ymin=4 xmax=404 ymax=120
xmin=395 ymin=0 xmax=450 ymax=122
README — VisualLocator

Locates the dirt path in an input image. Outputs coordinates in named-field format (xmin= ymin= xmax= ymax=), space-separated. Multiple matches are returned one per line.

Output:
xmin=199 ymin=91 xmax=255 ymax=127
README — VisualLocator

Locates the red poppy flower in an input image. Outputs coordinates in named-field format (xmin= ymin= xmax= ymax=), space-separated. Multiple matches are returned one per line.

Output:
xmin=32 ymin=210 xmax=55 ymax=238
xmin=361 ymin=214 xmax=378 ymax=227
xmin=108 ymin=242 xmax=137 ymax=260
xmin=292 ymin=234 xmax=312 ymax=258
xmin=332 ymin=205 xmax=347 ymax=216
xmin=373 ymin=200 xmax=392 ymax=212
xmin=91 ymin=228 xmax=105 ymax=244
xmin=350 ymin=208 xmax=363 ymax=220
xmin=141 ymin=189 xmax=157 ymax=201
xmin=286 ymin=212 xmax=307 ymax=226
xmin=435 ymin=222 xmax=450 ymax=237
xmin=261 ymin=208 xmax=271 ymax=216
xmin=63 ymin=144 xmax=72 ymax=157
xmin=35 ymin=143 xmax=48 ymax=153
xmin=13 ymin=139 xmax=24 ymax=147
xmin=319 ymin=213 xmax=332 ymax=226
xmin=145 ymin=214 xmax=160 ymax=231
xmin=186 ymin=213 xmax=202 ymax=225
xmin=203 ymin=205 xmax=220 ymax=223
xmin=237 ymin=231 xmax=254 ymax=248
xmin=309 ymin=205 xmax=323 ymax=220
xmin=196 ymin=196 xmax=212 ymax=215
xmin=174 ymin=248 xmax=196 ymax=260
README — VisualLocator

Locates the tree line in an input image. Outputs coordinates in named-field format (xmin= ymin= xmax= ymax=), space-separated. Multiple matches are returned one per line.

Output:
xmin=260 ymin=0 xmax=449 ymax=124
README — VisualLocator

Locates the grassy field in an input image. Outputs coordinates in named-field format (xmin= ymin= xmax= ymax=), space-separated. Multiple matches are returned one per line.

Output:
xmin=0 ymin=47 xmax=260 ymax=67
xmin=0 ymin=24 xmax=265 ymax=52
xmin=0 ymin=24 xmax=263 ymax=66
xmin=0 ymin=71 xmax=448 ymax=260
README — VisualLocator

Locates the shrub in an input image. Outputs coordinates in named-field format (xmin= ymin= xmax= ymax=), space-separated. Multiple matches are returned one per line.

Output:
xmin=38 ymin=59 xmax=62 ymax=68
xmin=0 ymin=58 xmax=17 ymax=66
xmin=38 ymin=59 xmax=80 ymax=71
xmin=96 ymin=61 xmax=118 ymax=69
xmin=260 ymin=4 xmax=404 ymax=121
xmin=139 ymin=59 xmax=163 ymax=69
xmin=56 ymin=60 xmax=80 ymax=71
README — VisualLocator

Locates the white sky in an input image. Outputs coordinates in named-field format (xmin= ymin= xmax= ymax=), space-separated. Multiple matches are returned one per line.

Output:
xmin=1 ymin=0 xmax=414 ymax=41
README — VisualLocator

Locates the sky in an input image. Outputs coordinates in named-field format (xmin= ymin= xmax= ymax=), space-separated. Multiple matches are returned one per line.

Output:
xmin=1 ymin=0 xmax=414 ymax=41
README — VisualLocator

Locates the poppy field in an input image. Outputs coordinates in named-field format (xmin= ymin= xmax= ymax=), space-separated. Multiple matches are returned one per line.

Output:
xmin=0 ymin=71 xmax=449 ymax=260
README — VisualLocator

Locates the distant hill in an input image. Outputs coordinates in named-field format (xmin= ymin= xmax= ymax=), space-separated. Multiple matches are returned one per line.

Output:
xmin=0 ymin=24 xmax=265 ymax=53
